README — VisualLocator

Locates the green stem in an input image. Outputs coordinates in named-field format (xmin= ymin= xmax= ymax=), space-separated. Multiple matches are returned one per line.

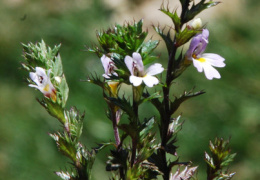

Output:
xmin=130 ymin=86 xmax=142 ymax=167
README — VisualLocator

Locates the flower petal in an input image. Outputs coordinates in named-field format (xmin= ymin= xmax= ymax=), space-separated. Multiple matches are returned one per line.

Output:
xmin=28 ymin=84 xmax=40 ymax=89
xmin=129 ymin=75 xmax=143 ymax=86
xmin=101 ymin=55 xmax=110 ymax=74
xmin=35 ymin=67 xmax=47 ymax=77
xmin=202 ymin=29 xmax=209 ymax=39
xmin=132 ymin=52 xmax=144 ymax=72
xmin=192 ymin=59 xmax=203 ymax=72
xmin=202 ymin=53 xmax=225 ymax=67
xmin=124 ymin=55 xmax=134 ymax=75
xmin=146 ymin=63 xmax=164 ymax=76
xmin=143 ymin=75 xmax=159 ymax=87
xmin=29 ymin=72 xmax=39 ymax=85
xmin=203 ymin=63 xmax=221 ymax=80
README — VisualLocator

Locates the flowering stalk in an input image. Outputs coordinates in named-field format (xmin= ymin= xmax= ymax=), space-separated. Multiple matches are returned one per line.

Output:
xmin=153 ymin=0 xmax=226 ymax=179
xmin=22 ymin=40 xmax=95 ymax=180
xmin=100 ymin=55 xmax=121 ymax=147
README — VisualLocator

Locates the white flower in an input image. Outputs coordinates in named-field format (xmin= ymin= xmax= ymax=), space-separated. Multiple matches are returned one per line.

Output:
xmin=101 ymin=55 xmax=120 ymax=96
xmin=192 ymin=53 xmax=225 ymax=80
xmin=186 ymin=29 xmax=225 ymax=80
xmin=124 ymin=52 xmax=164 ymax=87
xmin=29 ymin=67 xmax=56 ymax=101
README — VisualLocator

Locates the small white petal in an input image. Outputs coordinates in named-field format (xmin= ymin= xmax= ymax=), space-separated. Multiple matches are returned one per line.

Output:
xmin=192 ymin=59 xmax=203 ymax=72
xmin=202 ymin=53 xmax=225 ymax=62
xmin=124 ymin=55 xmax=134 ymax=75
xmin=55 ymin=76 xmax=62 ymax=83
xmin=143 ymin=75 xmax=159 ymax=87
xmin=146 ymin=63 xmax=164 ymax=76
xmin=132 ymin=52 xmax=142 ymax=63
xmin=35 ymin=67 xmax=47 ymax=77
xmin=132 ymin=52 xmax=144 ymax=72
xmin=102 ymin=74 xmax=110 ymax=78
xmin=205 ymin=58 xmax=226 ymax=68
xmin=101 ymin=55 xmax=110 ymax=72
xmin=29 ymin=72 xmax=38 ymax=84
xmin=129 ymin=75 xmax=143 ymax=86
xmin=203 ymin=63 xmax=221 ymax=80
xmin=28 ymin=84 xmax=39 ymax=89
xmin=202 ymin=53 xmax=225 ymax=67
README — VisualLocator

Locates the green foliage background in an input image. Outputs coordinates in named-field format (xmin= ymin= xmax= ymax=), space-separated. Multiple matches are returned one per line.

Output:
xmin=0 ymin=0 xmax=259 ymax=179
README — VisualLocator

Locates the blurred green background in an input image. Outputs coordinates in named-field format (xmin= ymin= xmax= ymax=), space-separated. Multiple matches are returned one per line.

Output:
xmin=0 ymin=0 xmax=259 ymax=179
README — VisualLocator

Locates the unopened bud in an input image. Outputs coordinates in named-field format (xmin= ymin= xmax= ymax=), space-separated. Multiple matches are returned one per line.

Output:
xmin=189 ymin=18 xmax=202 ymax=30
xmin=55 ymin=76 xmax=62 ymax=84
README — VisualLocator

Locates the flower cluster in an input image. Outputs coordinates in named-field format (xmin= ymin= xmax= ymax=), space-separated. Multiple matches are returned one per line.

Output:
xmin=186 ymin=29 xmax=226 ymax=80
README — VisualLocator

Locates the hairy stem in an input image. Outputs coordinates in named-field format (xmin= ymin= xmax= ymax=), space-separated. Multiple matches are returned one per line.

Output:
xmin=112 ymin=109 xmax=121 ymax=147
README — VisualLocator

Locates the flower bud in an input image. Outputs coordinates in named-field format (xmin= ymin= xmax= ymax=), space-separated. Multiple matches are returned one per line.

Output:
xmin=55 ymin=76 xmax=62 ymax=84
xmin=189 ymin=18 xmax=202 ymax=30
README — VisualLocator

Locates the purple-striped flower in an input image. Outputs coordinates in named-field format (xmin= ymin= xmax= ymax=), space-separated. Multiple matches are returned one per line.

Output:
xmin=101 ymin=55 xmax=118 ymax=78
xmin=101 ymin=55 xmax=119 ymax=96
xmin=186 ymin=29 xmax=225 ymax=80
xmin=124 ymin=52 xmax=164 ymax=87
xmin=29 ymin=67 xmax=56 ymax=101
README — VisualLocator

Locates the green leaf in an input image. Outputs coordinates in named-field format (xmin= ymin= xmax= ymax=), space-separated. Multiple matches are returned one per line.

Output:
xmin=139 ymin=39 xmax=159 ymax=65
xmin=64 ymin=107 xmax=85 ymax=142
xmin=142 ymin=91 xmax=163 ymax=114
xmin=50 ymin=133 xmax=77 ymax=162
xmin=138 ymin=92 xmax=161 ymax=105
xmin=183 ymin=1 xmax=220 ymax=23
xmin=175 ymin=27 xmax=199 ymax=47
xmin=170 ymin=88 xmax=205 ymax=115
xmin=106 ymin=149 xmax=128 ymax=171
xmin=118 ymin=123 xmax=138 ymax=139
xmin=153 ymin=25 xmax=174 ymax=56
xmin=94 ymin=142 xmax=116 ymax=152
xmin=109 ymin=96 xmax=135 ymax=118
xmin=85 ymin=73 xmax=106 ymax=89
xmin=52 ymin=54 xmax=63 ymax=77
xmin=160 ymin=7 xmax=181 ymax=32
xmin=37 ymin=98 xmax=66 ymax=124
xmin=59 ymin=75 xmax=69 ymax=108
xmin=139 ymin=117 xmax=155 ymax=137
xmin=205 ymin=137 xmax=236 ymax=180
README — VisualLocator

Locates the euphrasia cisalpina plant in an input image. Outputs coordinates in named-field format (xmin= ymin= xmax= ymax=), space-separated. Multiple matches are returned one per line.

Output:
xmin=21 ymin=0 xmax=236 ymax=179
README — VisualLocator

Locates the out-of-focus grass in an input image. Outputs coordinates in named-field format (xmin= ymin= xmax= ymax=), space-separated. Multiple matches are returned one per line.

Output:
xmin=0 ymin=0 xmax=259 ymax=180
